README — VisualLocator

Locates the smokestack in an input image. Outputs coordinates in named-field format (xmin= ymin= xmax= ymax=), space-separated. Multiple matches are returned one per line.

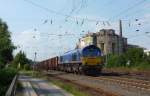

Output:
xmin=119 ymin=20 xmax=122 ymax=37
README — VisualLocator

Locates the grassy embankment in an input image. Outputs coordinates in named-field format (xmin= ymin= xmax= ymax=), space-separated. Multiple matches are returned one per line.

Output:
xmin=49 ymin=78 xmax=90 ymax=96
xmin=105 ymin=61 xmax=150 ymax=73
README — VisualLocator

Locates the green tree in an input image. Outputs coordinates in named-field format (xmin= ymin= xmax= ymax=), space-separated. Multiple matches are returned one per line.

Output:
xmin=106 ymin=48 xmax=150 ymax=70
xmin=12 ymin=51 xmax=30 ymax=69
xmin=107 ymin=54 xmax=126 ymax=68
xmin=0 ymin=19 xmax=15 ymax=68
xmin=0 ymin=67 xmax=17 ymax=95
xmin=125 ymin=48 xmax=144 ymax=66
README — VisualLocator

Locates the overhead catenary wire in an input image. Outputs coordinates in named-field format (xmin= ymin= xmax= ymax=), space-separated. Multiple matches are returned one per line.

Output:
xmin=23 ymin=0 xmax=114 ymax=34
xmin=23 ymin=0 xmax=108 ymax=22
xmin=22 ymin=0 xmax=148 ymax=34
xmin=23 ymin=0 xmax=149 ymax=38
xmin=23 ymin=0 xmax=111 ymax=38
xmin=75 ymin=0 xmax=86 ymax=14
xmin=119 ymin=0 xmax=150 ymax=20
xmin=127 ymin=31 xmax=150 ymax=39
xmin=65 ymin=0 xmax=80 ymax=20
xmin=108 ymin=0 xmax=147 ymax=21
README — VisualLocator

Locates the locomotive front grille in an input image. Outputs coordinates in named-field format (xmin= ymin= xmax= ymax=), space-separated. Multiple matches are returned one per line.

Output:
xmin=81 ymin=57 xmax=102 ymax=65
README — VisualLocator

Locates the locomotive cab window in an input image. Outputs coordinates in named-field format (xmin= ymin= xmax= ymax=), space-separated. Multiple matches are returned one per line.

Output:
xmin=82 ymin=46 xmax=101 ymax=57
xmin=72 ymin=53 xmax=77 ymax=61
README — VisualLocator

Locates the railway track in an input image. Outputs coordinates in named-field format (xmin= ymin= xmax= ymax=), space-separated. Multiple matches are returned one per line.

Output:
xmin=91 ymin=76 xmax=150 ymax=92
xmin=45 ymin=71 xmax=120 ymax=96
xmin=45 ymin=71 xmax=150 ymax=96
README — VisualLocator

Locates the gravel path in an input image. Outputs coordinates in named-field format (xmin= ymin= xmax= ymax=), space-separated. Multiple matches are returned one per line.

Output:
xmin=17 ymin=75 xmax=73 ymax=96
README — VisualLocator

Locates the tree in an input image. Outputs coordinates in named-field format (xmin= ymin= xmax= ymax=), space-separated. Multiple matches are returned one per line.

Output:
xmin=0 ymin=19 xmax=15 ymax=68
xmin=12 ymin=51 xmax=30 ymax=69
xmin=106 ymin=47 xmax=150 ymax=70
xmin=107 ymin=54 xmax=126 ymax=68
xmin=125 ymin=48 xmax=144 ymax=66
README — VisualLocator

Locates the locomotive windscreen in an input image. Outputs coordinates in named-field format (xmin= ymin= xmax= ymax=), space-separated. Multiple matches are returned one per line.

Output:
xmin=82 ymin=46 xmax=101 ymax=57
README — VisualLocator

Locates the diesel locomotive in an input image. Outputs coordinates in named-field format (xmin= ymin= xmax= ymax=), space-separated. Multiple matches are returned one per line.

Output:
xmin=36 ymin=45 xmax=104 ymax=75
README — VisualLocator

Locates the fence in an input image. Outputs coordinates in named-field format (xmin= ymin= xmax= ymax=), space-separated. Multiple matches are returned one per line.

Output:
xmin=5 ymin=75 xmax=18 ymax=96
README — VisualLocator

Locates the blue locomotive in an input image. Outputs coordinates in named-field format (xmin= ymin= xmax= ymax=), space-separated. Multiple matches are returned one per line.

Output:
xmin=58 ymin=45 xmax=103 ymax=75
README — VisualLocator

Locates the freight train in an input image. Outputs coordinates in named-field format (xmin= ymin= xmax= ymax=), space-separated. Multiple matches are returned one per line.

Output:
xmin=36 ymin=45 xmax=104 ymax=75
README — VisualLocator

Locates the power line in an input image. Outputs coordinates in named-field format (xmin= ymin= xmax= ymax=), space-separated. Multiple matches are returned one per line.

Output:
xmin=127 ymin=31 xmax=150 ymax=39
xmin=23 ymin=0 xmax=68 ymax=17
xmin=109 ymin=0 xmax=147 ymax=21
xmin=57 ymin=0 xmax=69 ymax=13
xmin=75 ymin=0 xmax=87 ymax=14
xmin=23 ymin=0 xmax=107 ymax=22
xmin=65 ymin=0 xmax=83 ymax=20
xmin=23 ymin=0 xmax=112 ymax=36
xmin=123 ymin=7 xmax=144 ymax=19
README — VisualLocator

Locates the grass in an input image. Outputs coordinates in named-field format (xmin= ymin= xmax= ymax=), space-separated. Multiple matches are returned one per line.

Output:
xmin=104 ymin=66 xmax=150 ymax=73
xmin=19 ymin=70 xmax=42 ymax=77
xmin=49 ymin=78 xmax=90 ymax=96
xmin=16 ymin=82 xmax=23 ymax=96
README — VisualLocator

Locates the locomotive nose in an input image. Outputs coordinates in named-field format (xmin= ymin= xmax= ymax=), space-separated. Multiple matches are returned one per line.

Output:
xmin=82 ymin=57 xmax=102 ymax=65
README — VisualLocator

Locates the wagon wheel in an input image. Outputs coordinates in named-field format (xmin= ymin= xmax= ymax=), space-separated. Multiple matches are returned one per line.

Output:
xmin=78 ymin=65 xmax=83 ymax=75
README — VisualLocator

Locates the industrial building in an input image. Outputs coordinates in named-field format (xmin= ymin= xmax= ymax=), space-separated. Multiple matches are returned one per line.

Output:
xmin=76 ymin=29 xmax=127 ymax=55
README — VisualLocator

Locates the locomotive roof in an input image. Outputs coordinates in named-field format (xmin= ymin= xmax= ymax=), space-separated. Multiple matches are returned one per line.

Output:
xmin=62 ymin=48 xmax=82 ymax=55
xmin=61 ymin=45 xmax=99 ymax=56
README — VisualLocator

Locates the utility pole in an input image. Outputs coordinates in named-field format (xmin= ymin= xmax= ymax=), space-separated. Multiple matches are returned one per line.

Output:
xmin=34 ymin=52 xmax=37 ymax=65
xmin=32 ymin=52 xmax=37 ymax=76
xmin=105 ymin=30 xmax=108 ymax=65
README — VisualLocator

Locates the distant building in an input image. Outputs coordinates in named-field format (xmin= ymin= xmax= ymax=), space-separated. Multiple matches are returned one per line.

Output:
xmin=127 ymin=44 xmax=149 ymax=56
xmin=76 ymin=29 xmax=127 ymax=55
xmin=144 ymin=50 xmax=150 ymax=56
xmin=127 ymin=44 xmax=145 ymax=49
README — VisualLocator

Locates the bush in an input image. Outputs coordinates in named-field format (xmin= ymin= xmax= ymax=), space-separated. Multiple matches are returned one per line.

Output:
xmin=136 ymin=61 xmax=150 ymax=71
xmin=23 ymin=64 xmax=31 ymax=70
xmin=106 ymin=54 xmax=126 ymax=68
xmin=105 ymin=48 xmax=150 ymax=71
xmin=125 ymin=48 xmax=144 ymax=67
xmin=0 ymin=67 xmax=17 ymax=95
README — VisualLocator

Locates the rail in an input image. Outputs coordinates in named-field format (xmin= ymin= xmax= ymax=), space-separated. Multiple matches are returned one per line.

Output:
xmin=5 ymin=74 xmax=18 ymax=96
xmin=92 ymin=76 xmax=150 ymax=91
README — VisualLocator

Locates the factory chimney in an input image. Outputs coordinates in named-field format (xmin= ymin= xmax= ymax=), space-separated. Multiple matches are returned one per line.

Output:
xmin=119 ymin=20 xmax=122 ymax=37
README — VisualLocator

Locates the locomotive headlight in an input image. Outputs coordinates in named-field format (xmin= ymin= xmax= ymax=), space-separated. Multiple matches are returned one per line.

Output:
xmin=98 ymin=63 xmax=101 ymax=65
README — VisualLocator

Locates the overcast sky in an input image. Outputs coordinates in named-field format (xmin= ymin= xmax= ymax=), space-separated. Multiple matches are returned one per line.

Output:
xmin=0 ymin=0 xmax=150 ymax=61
